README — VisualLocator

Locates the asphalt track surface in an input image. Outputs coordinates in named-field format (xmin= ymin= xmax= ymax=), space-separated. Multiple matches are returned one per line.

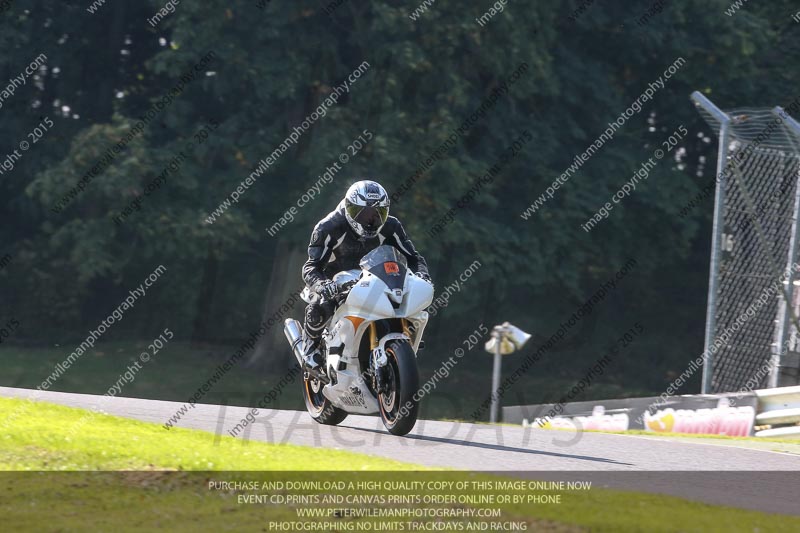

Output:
xmin=2 ymin=386 xmax=799 ymax=516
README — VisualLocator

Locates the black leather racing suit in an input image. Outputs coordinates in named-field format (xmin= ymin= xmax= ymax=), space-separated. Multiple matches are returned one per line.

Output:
xmin=302 ymin=203 xmax=429 ymax=348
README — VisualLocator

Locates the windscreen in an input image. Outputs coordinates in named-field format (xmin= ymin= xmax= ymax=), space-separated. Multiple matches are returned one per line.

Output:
xmin=359 ymin=245 xmax=407 ymax=291
xmin=359 ymin=245 xmax=407 ymax=270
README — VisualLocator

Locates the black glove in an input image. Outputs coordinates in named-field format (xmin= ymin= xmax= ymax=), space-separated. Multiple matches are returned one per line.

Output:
xmin=416 ymin=271 xmax=432 ymax=283
xmin=315 ymin=279 xmax=338 ymax=301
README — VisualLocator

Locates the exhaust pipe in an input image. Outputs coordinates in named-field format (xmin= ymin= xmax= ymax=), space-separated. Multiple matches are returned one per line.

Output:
xmin=284 ymin=319 xmax=305 ymax=366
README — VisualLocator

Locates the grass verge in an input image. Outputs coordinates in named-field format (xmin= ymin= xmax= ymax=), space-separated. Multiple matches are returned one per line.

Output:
xmin=1 ymin=397 xmax=799 ymax=532
xmin=0 ymin=396 xmax=416 ymax=471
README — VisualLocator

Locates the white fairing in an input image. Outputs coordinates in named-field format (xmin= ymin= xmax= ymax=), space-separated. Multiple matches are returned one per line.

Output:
xmin=320 ymin=269 xmax=434 ymax=414
xmin=401 ymin=275 xmax=436 ymax=317
xmin=342 ymin=273 xmax=398 ymax=320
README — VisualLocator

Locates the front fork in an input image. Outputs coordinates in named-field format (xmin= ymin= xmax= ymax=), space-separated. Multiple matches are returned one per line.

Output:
xmin=369 ymin=320 xmax=411 ymax=394
xmin=368 ymin=323 xmax=387 ymax=393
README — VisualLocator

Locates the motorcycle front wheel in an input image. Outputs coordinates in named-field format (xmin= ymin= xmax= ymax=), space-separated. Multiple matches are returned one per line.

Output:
xmin=378 ymin=339 xmax=420 ymax=436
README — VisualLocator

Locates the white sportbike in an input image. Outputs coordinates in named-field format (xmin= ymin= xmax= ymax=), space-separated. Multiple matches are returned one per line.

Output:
xmin=284 ymin=245 xmax=434 ymax=436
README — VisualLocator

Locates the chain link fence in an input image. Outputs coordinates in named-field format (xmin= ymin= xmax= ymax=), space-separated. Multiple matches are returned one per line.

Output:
xmin=692 ymin=92 xmax=800 ymax=392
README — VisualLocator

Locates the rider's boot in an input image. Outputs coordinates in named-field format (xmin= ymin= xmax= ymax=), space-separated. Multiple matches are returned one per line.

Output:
xmin=302 ymin=336 xmax=327 ymax=380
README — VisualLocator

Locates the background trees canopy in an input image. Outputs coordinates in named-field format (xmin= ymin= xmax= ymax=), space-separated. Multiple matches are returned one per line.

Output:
xmin=2 ymin=0 xmax=799 ymax=418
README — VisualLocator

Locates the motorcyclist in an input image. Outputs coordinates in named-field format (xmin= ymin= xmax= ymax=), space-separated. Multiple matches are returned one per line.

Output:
xmin=301 ymin=179 xmax=431 ymax=377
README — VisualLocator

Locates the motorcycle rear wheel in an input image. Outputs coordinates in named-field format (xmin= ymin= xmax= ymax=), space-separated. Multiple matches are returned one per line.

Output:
xmin=378 ymin=340 xmax=419 ymax=436
xmin=303 ymin=374 xmax=348 ymax=425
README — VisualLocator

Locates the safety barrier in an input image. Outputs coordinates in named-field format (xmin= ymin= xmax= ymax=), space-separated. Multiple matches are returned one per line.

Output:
xmin=503 ymin=386 xmax=800 ymax=438
xmin=754 ymin=385 xmax=800 ymax=437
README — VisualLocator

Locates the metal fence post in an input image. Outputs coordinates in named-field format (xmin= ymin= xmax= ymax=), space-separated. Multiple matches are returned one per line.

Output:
xmin=769 ymin=107 xmax=800 ymax=387
xmin=691 ymin=92 xmax=731 ymax=394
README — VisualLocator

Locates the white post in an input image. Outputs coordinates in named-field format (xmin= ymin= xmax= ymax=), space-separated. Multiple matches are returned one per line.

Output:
xmin=484 ymin=322 xmax=530 ymax=423
xmin=489 ymin=339 xmax=502 ymax=423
